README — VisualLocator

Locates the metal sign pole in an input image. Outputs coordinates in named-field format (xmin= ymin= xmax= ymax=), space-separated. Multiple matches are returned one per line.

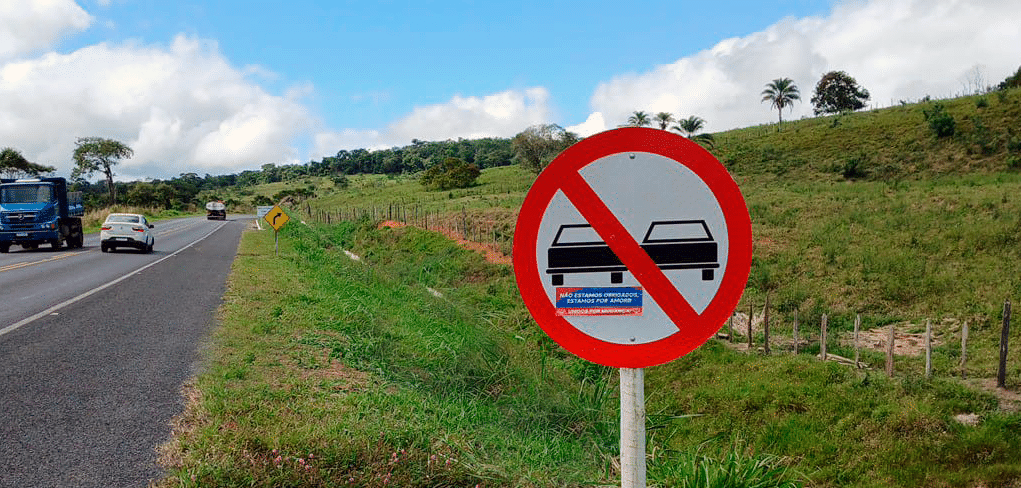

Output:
xmin=620 ymin=367 xmax=646 ymax=488
xmin=275 ymin=229 xmax=279 ymax=256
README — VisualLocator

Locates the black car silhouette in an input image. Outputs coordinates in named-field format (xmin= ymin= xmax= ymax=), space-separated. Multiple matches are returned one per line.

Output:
xmin=546 ymin=220 xmax=719 ymax=286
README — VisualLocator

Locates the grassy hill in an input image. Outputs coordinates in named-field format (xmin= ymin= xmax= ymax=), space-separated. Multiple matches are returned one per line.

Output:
xmin=158 ymin=88 xmax=1021 ymax=487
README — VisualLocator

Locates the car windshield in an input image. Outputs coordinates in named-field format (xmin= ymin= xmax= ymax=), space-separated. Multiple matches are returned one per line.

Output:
xmin=644 ymin=221 xmax=711 ymax=242
xmin=106 ymin=215 xmax=140 ymax=224
xmin=1 ymin=184 xmax=53 ymax=204
xmin=552 ymin=225 xmax=604 ymax=245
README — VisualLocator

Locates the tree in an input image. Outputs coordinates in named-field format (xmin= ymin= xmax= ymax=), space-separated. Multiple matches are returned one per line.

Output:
xmin=72 ymin=137 xmax=132 ymax=205
xmin=0 ymin=147 xmax=55 ymax=178
xmin=671 ymin=116 xmax=715 ymax=149
xmin=624 ymin=110 xmax=652 ymax=127
xmin=673 ymin=116 xmax=705 ymax=138
xmin=420 ymin=157 xmax=480 ymax=191
xmin=761 ymin=78 xmax=801 ymax=126
xmin=654 ymin=112 xmax=675 ymax=130
xmin=810 ymin=71 xmax=871 ymax=115
xmin=511 ymin=124 xmax=580 ymax=173
xmin=998 ymin=65 xmax=1021 ymax=90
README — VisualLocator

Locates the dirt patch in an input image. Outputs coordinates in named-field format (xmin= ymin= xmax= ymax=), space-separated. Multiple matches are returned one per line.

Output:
xmin=967 ymin=378 xmax=1021 ymax=413
xmin=379 ymin=220 xmax=512 ymax=265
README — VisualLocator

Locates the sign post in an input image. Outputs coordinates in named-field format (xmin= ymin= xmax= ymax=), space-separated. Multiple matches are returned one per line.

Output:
xmin=263 ymin=204 xmax=290 ymax=255
xmin=512 ymin=128 xmax=752 ymax=486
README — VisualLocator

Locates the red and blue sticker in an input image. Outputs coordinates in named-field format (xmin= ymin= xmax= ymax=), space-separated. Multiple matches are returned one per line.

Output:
xmin=555 ymin=287 xmax=644 ymax=316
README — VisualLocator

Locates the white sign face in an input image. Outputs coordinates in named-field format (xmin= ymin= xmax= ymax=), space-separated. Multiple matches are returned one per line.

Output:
xmin=256 ymin=206 xmax=274 ymax=218
xmin=534 ymin=152 xmax=728 ymax=345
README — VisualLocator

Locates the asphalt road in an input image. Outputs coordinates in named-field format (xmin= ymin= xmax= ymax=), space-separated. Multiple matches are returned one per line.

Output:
xmin=1 ymin=215 xmax=250 ymax=487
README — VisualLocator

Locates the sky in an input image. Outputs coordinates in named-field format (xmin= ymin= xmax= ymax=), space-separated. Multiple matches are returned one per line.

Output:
xmin=1 ymin=0 xmax=1020 ymax=181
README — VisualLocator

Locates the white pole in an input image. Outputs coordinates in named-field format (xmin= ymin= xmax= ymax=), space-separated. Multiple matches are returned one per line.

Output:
xmin=620 ymin=367 xmax=646 ymax=488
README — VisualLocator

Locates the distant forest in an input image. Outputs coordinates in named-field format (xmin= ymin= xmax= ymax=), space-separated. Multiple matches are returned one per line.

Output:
xmin=73 ymin=137 xmax=515 ymax=210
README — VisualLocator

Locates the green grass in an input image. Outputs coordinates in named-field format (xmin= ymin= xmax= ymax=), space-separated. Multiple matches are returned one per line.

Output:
xmin=158 ymin=88 xmax=1021 ymax=487
xmin=157 ymin=218 xmax=1021 ymax=487
xmin=157 ymin=220 xmax=621 ymax=487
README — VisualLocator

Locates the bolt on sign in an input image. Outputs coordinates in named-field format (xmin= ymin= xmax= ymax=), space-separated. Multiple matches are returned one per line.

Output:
xmin=513 ymin=127 xmax=752 ymax=369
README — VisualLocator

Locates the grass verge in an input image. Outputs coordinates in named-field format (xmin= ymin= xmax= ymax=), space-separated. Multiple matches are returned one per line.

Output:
xmin=156 ymin=218 xmax=1021 ymax=487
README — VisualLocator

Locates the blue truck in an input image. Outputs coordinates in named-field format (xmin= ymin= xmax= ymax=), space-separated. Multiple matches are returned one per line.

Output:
xmin=0 ymin=177 xmax=85 ymax=253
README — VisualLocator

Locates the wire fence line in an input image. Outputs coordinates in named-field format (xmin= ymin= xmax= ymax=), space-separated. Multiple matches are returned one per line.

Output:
xmin=720 ymin=296 xmax=1015 ymax=386
xmin=298 ymin=202 xmax=1016 ymax=387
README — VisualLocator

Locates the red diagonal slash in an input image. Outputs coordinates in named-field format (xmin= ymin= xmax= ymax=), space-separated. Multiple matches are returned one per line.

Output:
xmin=560 ymin=171 xmax=699 ymax=330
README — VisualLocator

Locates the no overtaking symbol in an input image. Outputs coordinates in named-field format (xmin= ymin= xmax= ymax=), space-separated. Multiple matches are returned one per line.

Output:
xmin=513 ymin=128 xmax=752 ymax=368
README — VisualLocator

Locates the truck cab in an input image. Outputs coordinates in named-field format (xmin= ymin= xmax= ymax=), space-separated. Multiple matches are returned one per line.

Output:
xmin=0 ymin=178 xmax=85 ymax=252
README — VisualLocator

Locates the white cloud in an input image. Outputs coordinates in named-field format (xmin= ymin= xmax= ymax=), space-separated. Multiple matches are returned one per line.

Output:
xmin=586 ymin=0 xmax=1021 ymax=133
xmin=566 ymin=112 xmax=607 ymax=138
xmin=0 ymin=0 xmax=92 ymax=61
xmin=0 ymin=34 xmax=314 ymax=180
xmin=311 ymin=87 xmax=554 ymax=159
xmin=389 ymin=87 xmax=553 ymax=142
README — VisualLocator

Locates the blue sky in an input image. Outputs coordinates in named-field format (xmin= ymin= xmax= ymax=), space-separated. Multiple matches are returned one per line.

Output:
xmin=69 ymin=0 xmax=835 ymax=130
xmin=3 ymin=0 xmax=1020 ymax=179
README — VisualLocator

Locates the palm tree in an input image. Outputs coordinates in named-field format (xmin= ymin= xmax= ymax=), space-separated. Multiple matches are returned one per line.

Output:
xmin=671 ymin=116 xmax=715 ymax=149
xmin=654 ymin=112 xmax=674 ymax=130
xmin=624 ymin=110 xmax=652 ymax=127
xmin=761 ymin=78 xmax=801 ymax=126
xmin=672 ymin=116 xmax=705 ymax=138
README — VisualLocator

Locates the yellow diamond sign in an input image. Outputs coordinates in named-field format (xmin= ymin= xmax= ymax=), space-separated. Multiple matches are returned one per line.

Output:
xmin=264 ymin=205 xmax=289 ymax=231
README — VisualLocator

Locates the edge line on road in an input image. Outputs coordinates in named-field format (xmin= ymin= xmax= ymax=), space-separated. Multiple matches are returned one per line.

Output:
xmin=0 ymin=221 xmax=229 ymax=338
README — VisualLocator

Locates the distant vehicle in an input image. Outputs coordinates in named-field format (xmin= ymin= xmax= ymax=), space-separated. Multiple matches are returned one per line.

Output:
xmin=546 ymin=220 xmax=719 ymax=286
xmin=205 ymin=201 xmax=226 ymax=220
xmin=100 ymin=213 xmax=154 ymax=253
xmin=0 ymin=177 xmax=84 ymax=253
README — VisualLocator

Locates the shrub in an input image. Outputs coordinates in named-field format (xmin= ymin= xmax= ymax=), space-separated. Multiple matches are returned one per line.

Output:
xmin=840 ymin=152 xmax=869 ymax=179
xmin=922 ymin=103 xmax=956 ymax=138
xmin=975 ymin=96 xmax=989 ymax=108
xmin=420 ymin=157 xmax=480 ymax=191
xmin=1008 ymin=155 xmax=1021 ymax=171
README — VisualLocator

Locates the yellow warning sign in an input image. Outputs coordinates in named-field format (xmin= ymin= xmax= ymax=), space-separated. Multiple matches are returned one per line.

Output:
xmin=263 ymin=205 xmax=289 ymax=231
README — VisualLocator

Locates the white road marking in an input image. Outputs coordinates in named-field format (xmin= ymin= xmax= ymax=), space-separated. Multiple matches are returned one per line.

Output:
xmin=0 ymin=221 xmax=227 ymax=338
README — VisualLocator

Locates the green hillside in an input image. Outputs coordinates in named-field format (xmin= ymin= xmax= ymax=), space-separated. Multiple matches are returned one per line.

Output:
xmin=158 ymin=88 xmax=1021 ymax=487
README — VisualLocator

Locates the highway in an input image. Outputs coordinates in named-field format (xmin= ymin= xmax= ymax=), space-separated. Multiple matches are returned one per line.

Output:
xmin=1 ymin=215 xmax=250 ymax=487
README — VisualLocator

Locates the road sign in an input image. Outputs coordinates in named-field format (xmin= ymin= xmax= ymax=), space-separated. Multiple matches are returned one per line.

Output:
xmin=263 ymin=205 xmax=290 ymax=231
xmin=513 ymin=127 xmax=752 ymax=368
xmin=256 ymin=205 xmax=274 ymax=219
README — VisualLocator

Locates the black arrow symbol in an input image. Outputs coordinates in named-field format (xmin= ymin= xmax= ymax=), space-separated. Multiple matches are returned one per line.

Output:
xmin=272 ymin=213 xmax=281 ymax=225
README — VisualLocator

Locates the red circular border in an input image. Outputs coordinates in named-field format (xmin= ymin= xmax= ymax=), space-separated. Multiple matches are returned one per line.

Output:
xmin=513 ymin=127 xmax=752 ymax=368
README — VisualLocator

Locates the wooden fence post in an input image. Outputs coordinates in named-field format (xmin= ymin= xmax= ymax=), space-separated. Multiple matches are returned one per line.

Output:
xmin=961 ymin=321 xmax=969 ymax=380
xmin=793 ymin=310 xmax=799 ymax=355
xmin=886 ymin=323 xmax=895 ymax=378
xmin=764 ymin=293 xmax=771 ymax=355
xmin=820 ymin=314 xmax=828 ymax=361
xmin=747 ymin=302 xmax=754 ymax=350
xmin=925 ymin=319 xmax=932 ymax=378
xmin=998 ymin=299 xmax=1011 ymax=389
xmin=728 ymin=314 xmax=734 ymax=343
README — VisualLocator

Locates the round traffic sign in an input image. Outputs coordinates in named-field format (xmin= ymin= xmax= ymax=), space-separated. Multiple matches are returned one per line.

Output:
xmin=513 ymin=127 xmax=752 ymax=368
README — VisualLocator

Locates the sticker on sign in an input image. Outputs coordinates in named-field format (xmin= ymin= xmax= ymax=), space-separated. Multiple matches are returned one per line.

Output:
xmin=513 ymin=128 xmax=752 ymax=368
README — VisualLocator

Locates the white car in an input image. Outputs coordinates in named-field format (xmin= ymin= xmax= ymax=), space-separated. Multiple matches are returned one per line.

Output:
xmin=100 ymin=213 xmax=154 ymax=253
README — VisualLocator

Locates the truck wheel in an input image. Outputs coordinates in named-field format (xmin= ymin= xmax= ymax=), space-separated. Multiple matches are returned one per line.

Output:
xmin=552 ymin=274 xmax=564 ymax=286
xmin=610 ymin=272 xmax=623 ymax=284
xmin=702 ymin=269 xmax=714 ymax=281
xmin=51 ymin=239 xmax=62 ymax=250
xmin=0 ymin=243 xmax=9 ymax=253
xmin=101 ymin=244 xmax=109 ymax=253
